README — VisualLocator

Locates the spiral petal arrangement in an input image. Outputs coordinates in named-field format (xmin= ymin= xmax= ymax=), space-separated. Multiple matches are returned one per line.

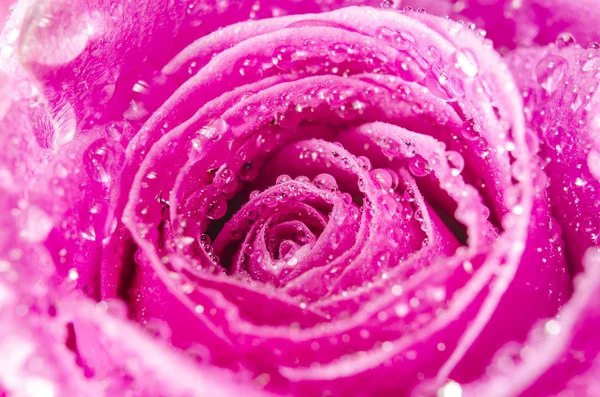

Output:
xmin=1 ymin=1 xmax=599 ymax=396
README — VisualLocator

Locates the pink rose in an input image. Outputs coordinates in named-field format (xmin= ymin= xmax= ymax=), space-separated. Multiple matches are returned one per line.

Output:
xmin=0 ymin=1 xmax=599 ymax=396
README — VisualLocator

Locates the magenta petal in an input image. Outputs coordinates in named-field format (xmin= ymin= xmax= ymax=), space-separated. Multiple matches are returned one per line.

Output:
xmin=508 ymin=43 xmax=600 ymax=272
xmin=3 ymin=1 xmax=598 ymax=396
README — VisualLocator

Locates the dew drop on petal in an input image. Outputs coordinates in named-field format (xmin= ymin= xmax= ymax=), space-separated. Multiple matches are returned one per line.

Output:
xmin=380 ymin=0 xmax=400 ymax=9
xmin=555 ymin=32 xmax=576 ymax=48
xmin=329 ymin=43 xmax=350 ymax=63
xmin=380 ymin=195 xmax=398 ymax=215
xmin=240 ymin=162 xmax=259 ymax=181
xmin=426 ymin=64 xmax=464 ymax=101
xmin=200 ymin=118 xmax=228 ymax=141
xmin=446 ymin=151 xmax=464 ymax=176
xmin=357 ymin=156 xmax=372 ymax=171
xmin=313 ymin=173 xmax=338 ymax=191
xmin=381 ymin=137 xmax=401 ymax=158
xmin=409 ymin=155 xmax=431 ymax=177
xmin=461 ymin=118 xmax=480 ymax=140
xmin=83 ymin=138 xmax=125 ymax=184
xmin=276 ymin=174 xmax=292 ymax=184
xmin=579 ymin=48 xmax=600 ymax=72
xmin=453 ymin=49 xmax=479 ymax=77
xmin=207 ymin=197 xmax=227 ymax=220
xmin=272 ymin=45 xmax=297 ymax=70
xmin=371 ymin=168 xmax=393 ymax=189
xmin=20 ymin=3 xmax=92 ymax=66
xmin=535 ymin=55 xmax=568 ymax=94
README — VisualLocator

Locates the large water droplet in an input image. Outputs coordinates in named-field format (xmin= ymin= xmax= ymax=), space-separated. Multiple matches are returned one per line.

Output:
xmin=535 ymin=55 xmax=568 ymax=94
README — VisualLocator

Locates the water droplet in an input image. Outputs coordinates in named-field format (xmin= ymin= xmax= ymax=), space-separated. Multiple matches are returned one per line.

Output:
xmin=376 ymin=26 xmax=398 ymax=43
xmin=68 ymin=268 xmax=79 ymax=280
xmin=588 ymin=42 xmax=600 ymax=50
xmin=357 ymin=156 xmax=372 ymax=171
xmin=83 ymin=138 xmax=125 ymax=184
xmin=240 ymin=162 xmax=259 ymax=181
xmin=20 ymin=3 xmax=92 ymax=65
xmin=371 ymin=168 xmax=393 ymax=189
xmin=199 ymin=118 xmax=228 ymax=141
xmin=249 ymin=190 xmax=261 ymax=200
xmin=395 ymin=303 xmax=409 ymax=317
xmin=81 ymin=226 xmax=97 ymax=241
xmin=236 ymin=56 xmax=263 ymax=78
xmin=453 ymin=49 xmax=479 ymax=77
xmin=381 ymin=137 xmax=401 ymax=157
xmin=396 ymin=56 xmax=426 ymax=82
xmin=207 ymin=197 xmax=227 ymax=220
xmin=555 ymin=32 xmax=575 ymax=48
xmin=313 ymin=173 xmax=338 ymax=191
xmin=535 ymin=55 xmax=568 ymax=94
xmin=380 ymin=0 xmax=400 ymax=9
xmin=395 ymin=31 xmax=415 ymax=50
xmin=426 ymin=63 xmax=464 ymax=101
xmin=272 ymin=45 xmax=297 ymax=69
xmin=461 ymin=119 xmax=481 ymax=140
xmin=446 ymin=151 xmax=464 ymax=176
xmin=276 ymin=174 xmax=292 ymax=184
xmin=215 ymin=167 xmax=237 ymax=194
xmin=417 ymin=44 xmax=440 ymax=63
xmin=380 ymin=195 xmax=398 ymax=215
xmin=409 ymin=155 xmax=432 ymax=177
xmin=579 ymin=48 xmax=600 ymax=72
xmin=329 ymin=43 xmax=351 ymax=63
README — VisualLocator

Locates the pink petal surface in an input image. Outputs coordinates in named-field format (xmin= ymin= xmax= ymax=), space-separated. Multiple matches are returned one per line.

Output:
xmin=0 ymin=0 xmax=598 ymax=396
